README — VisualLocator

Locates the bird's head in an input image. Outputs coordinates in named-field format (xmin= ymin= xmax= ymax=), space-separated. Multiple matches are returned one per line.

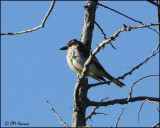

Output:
xmin=60 ymin=39 xmax=81 ymax=51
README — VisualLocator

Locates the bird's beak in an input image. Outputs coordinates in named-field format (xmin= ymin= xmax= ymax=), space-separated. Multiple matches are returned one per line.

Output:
xmin=60 ymin=45 xmax=68 ymax=50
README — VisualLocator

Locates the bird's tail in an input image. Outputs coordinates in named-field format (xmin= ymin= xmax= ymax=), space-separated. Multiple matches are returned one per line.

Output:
xmin=104 ymin=72 xmax=125 ymax=88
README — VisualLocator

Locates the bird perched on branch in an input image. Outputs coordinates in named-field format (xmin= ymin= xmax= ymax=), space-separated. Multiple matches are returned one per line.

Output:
xmin=60 ymin=39 xmax=125 ymax=88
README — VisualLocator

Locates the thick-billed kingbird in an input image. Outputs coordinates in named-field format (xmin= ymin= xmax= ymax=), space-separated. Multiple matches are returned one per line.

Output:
xmin=60 ymin=39 xmax=125 ymax=88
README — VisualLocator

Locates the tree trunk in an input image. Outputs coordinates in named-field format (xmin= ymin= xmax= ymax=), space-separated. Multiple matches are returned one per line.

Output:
xmin=72 ymin=0 xmax=98 ymax=127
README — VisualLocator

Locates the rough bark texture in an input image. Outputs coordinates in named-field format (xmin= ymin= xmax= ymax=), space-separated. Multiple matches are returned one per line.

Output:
xmin=72 ymin=1 xmax=98 ymax=127
xmin=81 ymin=0 xmax=98 ymax=50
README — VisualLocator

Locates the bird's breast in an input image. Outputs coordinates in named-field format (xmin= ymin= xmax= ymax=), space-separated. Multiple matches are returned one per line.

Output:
xmin=66 ymin=49 xmax=82 ymax=74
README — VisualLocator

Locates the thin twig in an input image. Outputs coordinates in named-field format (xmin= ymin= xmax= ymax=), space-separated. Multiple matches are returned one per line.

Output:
xmin=1 ymin=0 xmax=56 ymax=35
xmin=94 ymin=21 xmax=116 ymax=49
xmin=46 ymin=99 xmax=69 ymax=127
xmin=117 ymin=44 xmax=159 ymax=80
xmin=86 ymin=97 xmax=108 ymax=121
xmin=138 ymin=100 xmax=146 ymax=125
xmin=98 ymin=2 xmax=159 ymax=34
xmin=138 ymin=98 xmax=160 ymax=125
xmin=145 ymin=99 xmax=160 ymax=105
xmin=94 ymin=21 xmax=107 ymax=39
xmin=115 ymin=108 xmax=125 ymax=128
xmin=127 ymin=75 xmax=160 ymax=101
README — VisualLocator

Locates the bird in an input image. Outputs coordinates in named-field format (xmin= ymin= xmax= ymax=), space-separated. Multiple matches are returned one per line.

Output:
xmin=60 ymin=39 xmax=125 ymax=88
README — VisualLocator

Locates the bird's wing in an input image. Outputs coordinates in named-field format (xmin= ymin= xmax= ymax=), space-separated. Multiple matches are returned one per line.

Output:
xmin=92 ymin=57 xmax=106 ymax=72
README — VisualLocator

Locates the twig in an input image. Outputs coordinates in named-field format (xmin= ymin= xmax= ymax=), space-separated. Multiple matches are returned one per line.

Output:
xmin=138 ymin=100 xmax=146 ymax=125
xmin=127 ymin=75 xmax=160 ymax=101
xmin=46 ymin=99 xmax=69 ymax=127
xmin=152 ymin=122 xmax=160 ymax=128
xmin=94 ymin=21 xmax=107 ymax=39
xmin=88 ymin=96 xmax=160 ymax=107
xmin=1 ymin=0 xmax=56 ymax=35
xmin=88 ymin=42 xmax=159 ymax=89
xmin=94 ymin=21 xmax=116 ymax=50
xmin=145 ymin=99 xmax=160 ymax=105
xmin=117 ymin=43 xmax=159 ymax=80
xmin=138 ymin=98 xmax=160 ymax=125
xmin=98 ymin=2 xmax=159 ymax=34
xmin=115 ymin=108 xmax=125 ymax=128
xmin=86 ymin=97 xmax=108 ymax=121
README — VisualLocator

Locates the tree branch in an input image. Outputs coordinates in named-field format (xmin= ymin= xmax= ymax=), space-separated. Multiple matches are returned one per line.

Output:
xmin=127 ymin=75 xmax=160 ymax=101
xmin=88 ymin=97 xmax=160 ymax=107
xmin=88 ymin=41 xmax=159 ymax=89
xmin=117 ymin=43 xmax=159 ymax=80
xmin=46 ymin=99 xmax=69 ymax=127
xmin=137 ymin=98 xmax=159 ymax=125
xmin=94 ymin=21 xmax=116 ymax=50
xmin=85 ymin=97 xmax=108 ymax=121
xmin=98 ymin=2 xmax=159 ymax=34
xmin=138 ymin=100 xmax=146 ymax=125
xmin=145 ymin=99 xmax=160 ymax=105
xmin=115 ymin=108 xmax=125 ymax=128
xmin=1 ymin=0 xmax=55 ymax=35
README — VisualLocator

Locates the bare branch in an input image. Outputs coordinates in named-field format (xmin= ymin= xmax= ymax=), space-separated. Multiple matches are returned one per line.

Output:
xmin=93 ymin=112 xmax=108 ymax=116
xmin=115 ymin=108 xmax=125 ymax=128
xmin=86 ymin=97 xmax=108 ymax=121
xmin=88 ymin=42 xmax=159 ymax=89
xmin=46 ymin=99 xmax=69 ymax=127
xmin=138 ymin=100 xmax=146 ymax=125
xmin=1 ymin=0 xmax=56 ymax=35
xmin=98 ymin=2 xmax=159 ymax=34
xmin=94 ymin=21 xmax=116 ymax=50
xmin=75 ymin=23 xmax=159 ymax=105
xmin=127 ymin=75 xmax=160 ymax=102
xmin=152 ymin=122 xmax=160 ymax=128
xmin=138 ymin=99 xmax=159 ymax=125
xmin=117 ymin=43 xmax=159 ymax=80
xmin=145 ymin=99 xmax=160 ymax=105
xmin=94 ymin=21 xmax=107 ymax=39
xmin=88 ymin=96 xmax=160 ymax=107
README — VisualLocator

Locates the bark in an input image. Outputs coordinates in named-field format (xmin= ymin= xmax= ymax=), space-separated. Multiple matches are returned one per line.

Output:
xmin=72 ymin=0 xmax=98 ymax=127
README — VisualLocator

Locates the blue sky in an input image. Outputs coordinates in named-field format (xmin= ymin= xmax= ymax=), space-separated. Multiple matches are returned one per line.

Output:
xmin=1 ymin=1 xmax=159 ymax=127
